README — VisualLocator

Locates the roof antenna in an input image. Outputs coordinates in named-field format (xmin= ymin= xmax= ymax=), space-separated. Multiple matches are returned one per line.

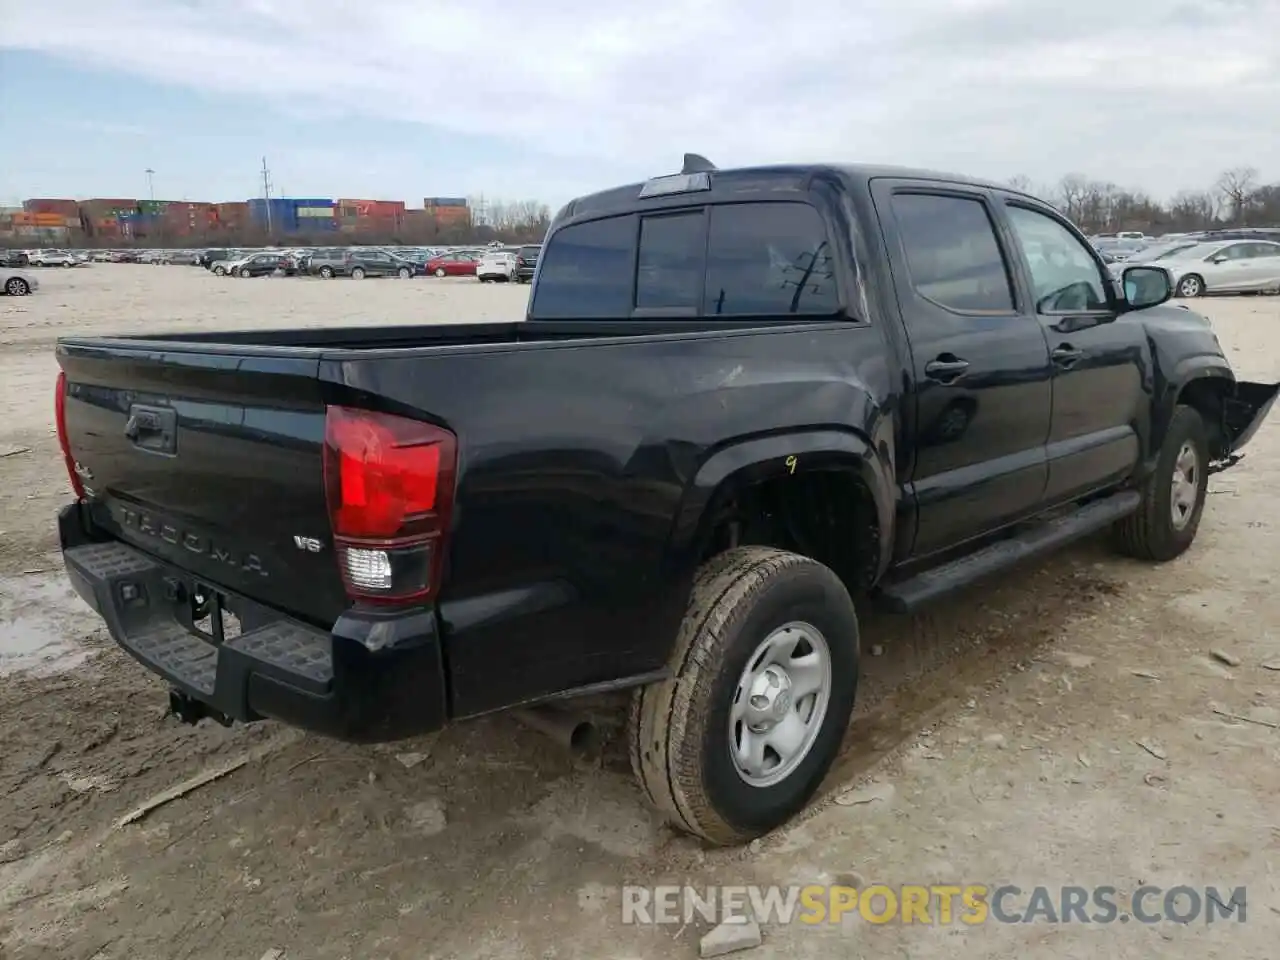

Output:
xmin=682 ymin=153 xmax=717 ymax=174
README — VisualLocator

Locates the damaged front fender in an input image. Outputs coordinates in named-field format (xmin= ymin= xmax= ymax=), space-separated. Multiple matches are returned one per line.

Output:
xmin=1224 ymin=380 xmax=1280 ymax=454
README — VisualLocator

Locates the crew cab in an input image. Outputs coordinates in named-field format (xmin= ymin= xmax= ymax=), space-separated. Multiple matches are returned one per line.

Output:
xmin=54 ymin=156 xmax=1278 ymax=846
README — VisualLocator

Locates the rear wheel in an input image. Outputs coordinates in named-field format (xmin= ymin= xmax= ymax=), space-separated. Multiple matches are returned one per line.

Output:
xmin=398 ymin=266 xmax=411 ymax=279
xmin=1176 ymin=274 xmax=1204 ymax=298
xmin=350 ymin=267 xmax=366 ymax=280
xmin=5 ymin=277 xmax=30 ymax=296
xmin=628 ymin=547 xmax=859 ymax=845
xmin=1113 ymin=404 xmax=1209 ymax=561
xmin=435 ymin=267 xmax=446 ymax=278
xmin=319 ymin=266 xmax=334 ymax=279
xmin=213 ymin=265 xmax=226 ymax=276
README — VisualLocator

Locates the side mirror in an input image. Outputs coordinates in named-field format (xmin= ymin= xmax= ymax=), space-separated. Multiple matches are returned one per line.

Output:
xmin=1121 ymin=265 xmax=1173 ymax=310
xmin=1211 ymin=255 xmax=1228 ymax=264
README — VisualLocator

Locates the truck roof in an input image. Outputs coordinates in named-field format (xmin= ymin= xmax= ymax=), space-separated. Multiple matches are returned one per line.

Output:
xmin=558 ymin=161 xmax=1020 ymax=222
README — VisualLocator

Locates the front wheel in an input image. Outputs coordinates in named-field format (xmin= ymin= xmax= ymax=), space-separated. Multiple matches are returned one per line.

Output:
xmin=1176 ymin=274 xmax=1204 ymax=298
xmin=628 ymin=547 xmax=859 ymax=846
xmin=213 ymin=266 xmax=226 ymax=276
xmin=398 ymin=267 xmax=411 ymax=279
xmin=5 ymin=277 xmax=30 ymax=295
xmin=1113 ymin=404 xmax=1209 ymax=561
xmin=350 ymin=267 xmax=366 ymax=280
xmin=434 ymin=267 xmax=446 ymax=278
xmin=319 ymin=266 xmax=334 ymax=279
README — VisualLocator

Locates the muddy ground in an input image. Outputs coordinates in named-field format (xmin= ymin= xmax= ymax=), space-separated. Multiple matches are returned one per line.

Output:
xmin=1 ymin=266 xmax=1278 ymax=960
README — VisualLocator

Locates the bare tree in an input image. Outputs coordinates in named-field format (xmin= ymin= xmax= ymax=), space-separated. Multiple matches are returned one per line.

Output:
xmin=1215 ymin=167 xmax=1259 ymax=223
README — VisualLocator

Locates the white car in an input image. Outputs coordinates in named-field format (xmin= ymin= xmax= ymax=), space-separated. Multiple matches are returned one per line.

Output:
xmin=29 ymin=250 xmax=78 ymax=268
xmin=476 ymin=249 xmax=517 ymax=282
xmin=1137 ymin=240 xmax=1280 ymax=298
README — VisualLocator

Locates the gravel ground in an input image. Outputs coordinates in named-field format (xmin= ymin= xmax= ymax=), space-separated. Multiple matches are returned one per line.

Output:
xmin=1 ymin=265 xmax=1278 ymax=960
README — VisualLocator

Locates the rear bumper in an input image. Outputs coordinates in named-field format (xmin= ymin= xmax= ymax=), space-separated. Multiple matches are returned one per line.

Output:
xmin=58 ymin=503 xmax=447 ymax=743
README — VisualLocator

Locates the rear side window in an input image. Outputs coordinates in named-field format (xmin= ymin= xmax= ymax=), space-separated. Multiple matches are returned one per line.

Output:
xmin=891 ymin=194 xmax=1014 ymax=312
xmin=704 ymin=204 xmax=837 ymax=316
xmin=531 ymin=215 xmax=635 ymax=318
xmin=636 ymin=212 xmax=705 ymax=309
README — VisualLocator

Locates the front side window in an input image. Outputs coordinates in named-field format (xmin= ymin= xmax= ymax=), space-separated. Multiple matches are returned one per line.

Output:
xmin=891 ymin=193 xmax=1015 ymax=313
xmin=1005 ymin=204 xmax=1109 ymax=313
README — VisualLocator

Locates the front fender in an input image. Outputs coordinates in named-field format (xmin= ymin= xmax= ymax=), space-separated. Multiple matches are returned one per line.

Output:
xmin=1225 ymin=381 xmax=1280 ymax=453
xmin=667 ymin=428 xmax=897 ymax=580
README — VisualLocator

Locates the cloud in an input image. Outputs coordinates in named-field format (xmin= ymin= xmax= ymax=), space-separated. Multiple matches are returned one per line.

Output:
xmin=4 ymin=0 xmax=1278 ymax=199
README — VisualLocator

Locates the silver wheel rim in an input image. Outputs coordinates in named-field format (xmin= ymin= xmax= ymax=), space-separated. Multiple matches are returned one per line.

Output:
xmin=730 ymin=621 xmax=832 ymax=788
xmin=352 ymin=269 xmax=363 ymax=279
xmin=1170 ymin=440 xmax=1199 ymax=530
xmin=1180 ymin=277 xmax=1200 ymax=296
xmin=400 ymin=268 xmax=409 ymax=278
xmin=6 ymin=279 xmax=25 ymax=295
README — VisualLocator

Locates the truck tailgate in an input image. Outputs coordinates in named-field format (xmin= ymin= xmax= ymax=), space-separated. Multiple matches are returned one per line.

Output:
xmin=57 ymin=341 xmax=347 ymax=626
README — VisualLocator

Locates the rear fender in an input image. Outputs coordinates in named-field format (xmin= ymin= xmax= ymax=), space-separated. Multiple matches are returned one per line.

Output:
xmin=667 ymin=429 xmax=897 ymax=580
xmin=1224 ymin=380 xmax=1280 ymax=453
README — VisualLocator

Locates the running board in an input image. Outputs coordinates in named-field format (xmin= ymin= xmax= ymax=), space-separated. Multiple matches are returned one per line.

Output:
xmin=877 ymin=491 xmax=1141 ymax=613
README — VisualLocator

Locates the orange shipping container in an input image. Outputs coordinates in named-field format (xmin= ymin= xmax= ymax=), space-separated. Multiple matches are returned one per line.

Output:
xmin=33 ymin=212 xmax=67 ymax=226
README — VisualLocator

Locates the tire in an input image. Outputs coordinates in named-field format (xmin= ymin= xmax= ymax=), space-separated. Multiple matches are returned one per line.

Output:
xmin=213 ymin=266 xmax=226 ymax=276
xmin=434 ymin=267 xmax=446 ymax=278
xmin=63 ymin=261 xmax=74 ymax=268
xmin=5 ymin=277 xmax=30 ymax=296
xmin=398 ymin=267 xmax=411 ymax=279
xmin=1176 ymin=274 xmax=1204 ymax=298
xmin=628 ymin=546 xmax=860 ymax=846
xmin=319 ymin=266 xmax=334 ymax=279
xmin=350 ymin=267 xmax=366 ymax=280
xmin=1113 ymin=404 xmax=1209 ymax=561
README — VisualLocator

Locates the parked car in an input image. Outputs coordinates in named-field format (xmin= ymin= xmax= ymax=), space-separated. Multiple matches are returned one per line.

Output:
xmin=51 ymin=157 xmax=1278 ymax=846
xmin=308 ymin=248 xmax=418 ymax=279
xmin=230 ymin=252 xmax=288 ymax=277
xmin=476 ymin=249 xmax=517 ymax=282
xmin=1 ymin=268 xmax=37 ymax=295
xmin=515 ymin=244 xmax=541 ymax=283
xmin=198 ymin=249 xmax=232 ymax=270
xmin=0 ymin=250 xmax=30 ymax=268
xmin=1137 ymin=240 xmax=1280 ymax=297
xmin=29 ymin=250 xmax=78 ymax=268
xmin=424 ymin=251 xmax=479 ymax=277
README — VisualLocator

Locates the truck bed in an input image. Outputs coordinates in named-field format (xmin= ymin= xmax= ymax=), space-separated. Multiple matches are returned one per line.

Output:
xmin=62 ymin=318 xmax=817 ymax=354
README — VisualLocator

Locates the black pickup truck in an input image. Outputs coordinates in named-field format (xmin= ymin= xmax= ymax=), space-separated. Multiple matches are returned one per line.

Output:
xmin=55 ymin=156 xmax=1277 ymax=846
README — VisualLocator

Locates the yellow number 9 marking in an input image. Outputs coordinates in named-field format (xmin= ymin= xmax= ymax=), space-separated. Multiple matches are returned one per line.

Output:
xmin=785 ymin=455 xmax=798 ymax=474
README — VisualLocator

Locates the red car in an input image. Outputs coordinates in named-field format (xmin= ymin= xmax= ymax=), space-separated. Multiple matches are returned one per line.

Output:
xmin=425 ymin=251 xmax=480 ymax=277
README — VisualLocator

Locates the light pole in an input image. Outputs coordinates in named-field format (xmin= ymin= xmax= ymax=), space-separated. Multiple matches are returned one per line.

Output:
xmin=145 ymin=168 xmax=155 ymax=202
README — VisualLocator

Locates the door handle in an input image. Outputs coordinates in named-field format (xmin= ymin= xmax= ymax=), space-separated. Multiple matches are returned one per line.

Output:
xmin=924 ymin=355 xmax=971 ymax=382
xmin=1051 ymin=345 xmax=1084 ymax=367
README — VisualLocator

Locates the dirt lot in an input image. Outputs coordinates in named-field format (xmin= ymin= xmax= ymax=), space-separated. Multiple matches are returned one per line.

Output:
xmin=1 ymin=266 xmax=1278 ymax=960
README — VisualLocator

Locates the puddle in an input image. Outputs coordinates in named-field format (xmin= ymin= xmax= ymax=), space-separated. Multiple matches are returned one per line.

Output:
xmin=0 ymin=569 xmax=101 ymax=677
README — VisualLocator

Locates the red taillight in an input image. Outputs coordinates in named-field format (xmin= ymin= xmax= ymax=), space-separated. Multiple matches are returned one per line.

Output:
xmin=55 ymin=371 xmax=86 ymax=500
xmin=323 ymin=406 xmax=457 ymax=605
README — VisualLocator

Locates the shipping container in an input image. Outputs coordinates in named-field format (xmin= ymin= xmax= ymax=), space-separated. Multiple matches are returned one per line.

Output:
xmin=296 ymin=206 xmax=336 ymax=218
xmin=423 ymin=197 xmax=468 ymax=208
xmin=33 ymin=212 xmax=67 ymax=226
xmin=25 ymin=198 xmax=80 ymax=217
xmin=289 ymin=198 xmax=332 ymax=207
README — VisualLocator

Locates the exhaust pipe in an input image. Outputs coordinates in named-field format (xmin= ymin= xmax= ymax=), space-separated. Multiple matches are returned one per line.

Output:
xmin=512 ymin=705 xmax=600 ymax=754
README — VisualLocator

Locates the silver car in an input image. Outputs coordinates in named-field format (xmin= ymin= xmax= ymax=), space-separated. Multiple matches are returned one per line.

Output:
xmin=2 ymin=270 xmax=38 ymax=295
xmin=1137 ymin=240 xmax=1280 ymax=298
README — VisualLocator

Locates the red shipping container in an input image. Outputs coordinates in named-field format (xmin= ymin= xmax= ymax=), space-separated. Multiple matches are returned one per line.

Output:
xmin=25 ymin=198 xmax=79 ymax=217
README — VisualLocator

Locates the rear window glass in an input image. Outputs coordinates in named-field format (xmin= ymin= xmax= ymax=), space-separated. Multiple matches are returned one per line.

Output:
xmin=703 ymin=203 xmax=838 ymax=316
xmin=531 ymin=201 xmax=839 ymax=319
xmin=636 ymin=212 xmax=705 ymax=309
xmin=530 ymin=215 xmax=634 ymax=318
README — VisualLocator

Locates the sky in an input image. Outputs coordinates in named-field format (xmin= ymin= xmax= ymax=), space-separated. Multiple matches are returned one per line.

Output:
xmin=1 ymin=0 xmax=1278 ymax=210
